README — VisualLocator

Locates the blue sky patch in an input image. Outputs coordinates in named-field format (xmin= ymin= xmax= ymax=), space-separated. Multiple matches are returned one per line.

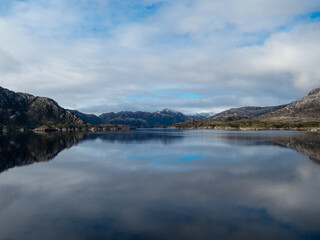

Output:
xmin=127 ymin=91 xmax=202 ymax=100
xmin=310 ymin=12 xmax=320 ymax=19
xmin=152 ymin=91 xmax=203 ymax=99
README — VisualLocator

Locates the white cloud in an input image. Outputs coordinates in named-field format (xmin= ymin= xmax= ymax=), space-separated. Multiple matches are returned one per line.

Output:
xmin=0 ymin=0 xmax=319 ymax=113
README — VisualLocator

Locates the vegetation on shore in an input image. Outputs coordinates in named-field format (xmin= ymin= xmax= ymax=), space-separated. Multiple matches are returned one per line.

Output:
xmin=0 ymin=123 xmax=134 ymax=133
xmin=170 ymin=120 xmax=320 ymax=131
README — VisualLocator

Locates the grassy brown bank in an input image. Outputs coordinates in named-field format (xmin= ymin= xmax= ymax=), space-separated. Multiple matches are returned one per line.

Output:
xmin=169 ymin=120 xmax=320 ymax=131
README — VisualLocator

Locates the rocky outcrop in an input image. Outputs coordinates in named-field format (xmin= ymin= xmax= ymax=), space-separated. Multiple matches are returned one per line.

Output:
xmin=259 ymin=88 xmax=320 ymax=122
xmin=0 ymin=86 xmax=84 ymax=128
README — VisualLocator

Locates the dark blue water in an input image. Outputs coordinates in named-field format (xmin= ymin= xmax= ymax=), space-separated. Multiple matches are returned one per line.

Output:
xmin=0 ymin=129 xmax=320 ymax=240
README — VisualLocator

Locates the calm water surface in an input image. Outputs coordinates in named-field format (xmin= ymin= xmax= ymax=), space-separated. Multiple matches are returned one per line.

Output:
xmin=0 ymin=129 xmax=320 ymax=240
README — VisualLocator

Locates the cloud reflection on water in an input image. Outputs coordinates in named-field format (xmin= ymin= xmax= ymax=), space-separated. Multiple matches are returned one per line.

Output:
xmin=0 ymin=130 xmax=320 ymax=239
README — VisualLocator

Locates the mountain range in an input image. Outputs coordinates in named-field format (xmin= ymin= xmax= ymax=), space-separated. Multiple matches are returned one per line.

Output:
xmin=208 ymin=105 xmax=289 ymax=122
xmin=212 ymin=88 xmax=320 ymax=122
xmin=1 ymin=86 xmax=320 ymax=131
xmin=258 ymin=88 xmax=320 ymax=122
xmin=1 ymin=130 xmax=320 ymax=175
xmin=171 ymin=88 xmax=320 ymax=130
xmin=71 ymin=109 xmax=213 ymax=128
xmin=0 ymin=86 xmax=211 ymax=130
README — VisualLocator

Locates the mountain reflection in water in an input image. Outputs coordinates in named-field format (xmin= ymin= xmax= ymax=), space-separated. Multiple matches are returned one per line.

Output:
xmin=216 ymin=131 xmax=320 ymax=163
xmin=0 ymin=132 xmax=84 ymax=173
xmin=0 ymin=130 xmax=319 ymax=173
xmin=0 ymin=130 xmax=184 ymax=173
xmin=0 ymin=130 xmax=320 ymax=240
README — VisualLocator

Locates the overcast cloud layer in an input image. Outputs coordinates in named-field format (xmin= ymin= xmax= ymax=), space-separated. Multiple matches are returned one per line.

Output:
xmin=0 ymin=0 xmax=320 ymax=114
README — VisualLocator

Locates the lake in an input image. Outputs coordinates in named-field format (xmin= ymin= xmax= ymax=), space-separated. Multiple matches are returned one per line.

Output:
xmin=0 ymin=129 xmax=320 ymax=240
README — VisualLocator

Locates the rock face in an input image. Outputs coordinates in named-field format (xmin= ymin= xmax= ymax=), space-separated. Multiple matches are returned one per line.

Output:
xmin=209 ymin=105 xmax=288 ymax=122
xmin=259 ymin=88 xmax=320 ymax=122
xmin=0 ymin=86 xmax=84 ymax=128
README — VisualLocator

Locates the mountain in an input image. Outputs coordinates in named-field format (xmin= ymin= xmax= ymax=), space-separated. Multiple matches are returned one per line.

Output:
xmin=0 ymin=86 xmax=84 ymax=128
xmin=70 ymin=110 xmax=103 ymax=125
xmin=0 ymin=86 xmax=212 ymax=129
xmin=98 ymin=109 xmax=190 ymax=128
xmin=209 ymin=105 xmax=288 ymax=122
xmin=178 ymin=87 xmax=320 ymax=124
xmin=259 ymin=88 xmax=320 ymax=122
xmin=4 ymin=85 xmax=319 ymax=130
xmin=72 ymin=109 xmax=212 ymax=128
xmin=170 ymin=87 xmax=320 ymax=130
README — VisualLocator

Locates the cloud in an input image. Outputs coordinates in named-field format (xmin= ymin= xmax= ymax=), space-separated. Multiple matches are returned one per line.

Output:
xmin=0 ymin=0 xmax=319 ymax=113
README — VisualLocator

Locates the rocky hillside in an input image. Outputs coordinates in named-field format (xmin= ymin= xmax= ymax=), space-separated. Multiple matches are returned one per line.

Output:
xmin=98 ymin=109 xmax=190 ymax=128
xmin=209 ymin=105 xmax=288 ymax=122
xmin=71 ymin=109 xmax=211 ymax=128
xmin=174 ymin=87 xmax=320 ymax=125
xmin=0 ymin=86 xmax=212 ymax=129
xmin=0 ymin=86 xmax=84 ymax=128
xmin=259 ymin=88 xmax=320 ymax=122
xmin=70 ymin=110 xmax=103 ymax=125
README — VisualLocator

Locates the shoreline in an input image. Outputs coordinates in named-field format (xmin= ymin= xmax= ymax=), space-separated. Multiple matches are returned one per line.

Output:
xmin=0 ymin=124 xmax=135 ymax=133
xmin=169 ymin=120 xmax=320 ymax=132
xmin=169 ymin=126 xmax=320 ymax=132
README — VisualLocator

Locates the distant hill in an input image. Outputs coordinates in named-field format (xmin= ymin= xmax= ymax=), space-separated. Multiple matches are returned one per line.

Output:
xmin=210 ymin=105 xmax=288 ymax=122
xmin=4 ymin=85 xmax=319 ymax=130
xmin=175 ymin=88 xmax=320 ymax=124
xmin=0 ymin=86 xmax=214 ymax=129
xmin=99 ymin=109 xmax=189 ymax=128
xmin=0 ymin=86 xmax=84 ymax=128
xmin=70 ymin=110 xmax=103 ymax=125
xmin=99 ymin=109 xmax=192 ymax=128
xmin=259 ymin=88 xmax=320 ymax=122
xmin=72 ymin=109 xmax=212 ymax=128
xmin=170 ymin=87 xmax=320 ymax=130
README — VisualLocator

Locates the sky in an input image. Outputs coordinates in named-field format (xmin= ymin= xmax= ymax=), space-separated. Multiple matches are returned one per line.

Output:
xmin=0 ymin=0 xmax=320 ymax=114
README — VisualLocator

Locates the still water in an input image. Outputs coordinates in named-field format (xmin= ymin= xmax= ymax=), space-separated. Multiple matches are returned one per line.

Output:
xmin=0 ymin=129 xmax=320 ymax=240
